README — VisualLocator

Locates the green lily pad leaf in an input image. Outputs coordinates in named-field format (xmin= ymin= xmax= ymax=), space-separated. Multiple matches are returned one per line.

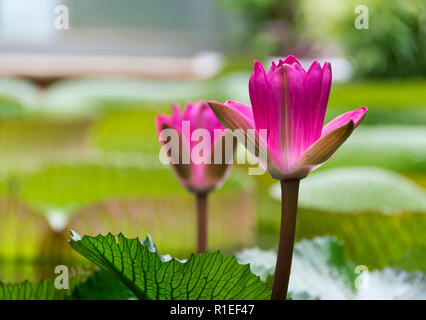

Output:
xmin=16 ymin=159 xmax=253 ymax=213
xmin=0 ymin=273 xmax=84 ymax=300
xmin=270 ymin=167 xmax=426 ymax=214
xmin=0 ymin=279 xmax=64 ymax=300
xmin=237 ymin=237 xmax=426 ymax=300
xmin=236 ymin=248 xmax=276 ymax=282
xmin=355 ymin=268 xmax=426 ymax=300
xmin=322 ymin=125 xmax=426 ymax=173
xmin=392 ymin=246 xmax=426 ymax=273
xmin=0 ymin=197 xmax=53 ymax=263
xmin=67 ymin=269 xmax=136 ymax=300
xmin=69 ymin=232 xmax=270 ymax=300
xmin=294 ymin=208 xmax=426 ymax=270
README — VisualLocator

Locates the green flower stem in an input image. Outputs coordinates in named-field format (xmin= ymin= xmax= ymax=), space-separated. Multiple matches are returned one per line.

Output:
xmin=271 ymin=179 xmax=300 ymax=300
xmin=196 ymin=193 xmax=208 ymax=253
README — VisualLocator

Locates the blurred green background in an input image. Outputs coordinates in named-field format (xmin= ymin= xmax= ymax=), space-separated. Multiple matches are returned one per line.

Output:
xmin=0 ymin=0 xmax=424 ymax=294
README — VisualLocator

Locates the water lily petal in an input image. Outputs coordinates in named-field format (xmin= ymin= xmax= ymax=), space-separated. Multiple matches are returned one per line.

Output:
xmin=268 ymin=63 xmax=305 ymax=170
xmin=322 ymin=106 xmax=367 ymax=137
xmin=208 ymin=100 xmax=271 ymax=171
xmin=208 ymin=100 xmax=255 ymax=132
xmin=304 ymin=61 xmax=332 ymax=150
xmin=155 ymin=114 xmax=174 ymax=135
xmin=249 ymin=61 xmax=269 ymax=131
xmin=157 ymin=122 xmax=191 ymax=181
xmin=292 ymin=120 xmax=355 ymax=178
xmin=315 ymin=62 xmax=332 ymax=137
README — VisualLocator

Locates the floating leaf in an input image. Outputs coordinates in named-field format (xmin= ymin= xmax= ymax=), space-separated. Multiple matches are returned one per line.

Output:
xmin=392 ymin=246 xmax=426 ymax=273
xmin=269 ymin=167 xmax=426 ymax=269
xmin=270 ymin=167 xmax=426 ymax=214
xmin=354 ymin=268 xmax=426 ymax=300
xmin=0 ymin=279 xmax=65 ymax=300
xmin=15 ymin=160 xmax=253 ymax=213
xmin=237 ymin=237 xmax=426 ymax=300
xmin=294 ymin=209 xmax=426 ymax=270
xmin=69 ymin=232 xmax=270 ymax=300
xmin=0 ymin=197 xmax=52 ymax=263
xmin=317 ymin=125 xmax=426 ymax=172
xmin=67 ymin=269 xmax=136 ymax=300
xmin=67 ymin=192 xmax=254 ymax=257
xmin=0 ymin=272 xmax=85 ymax=300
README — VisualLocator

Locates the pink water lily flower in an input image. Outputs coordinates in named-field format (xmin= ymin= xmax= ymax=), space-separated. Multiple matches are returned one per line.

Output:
xmin=155 ymin=101 xmax=232 ymax=195
xmin=209 ymin=56 xmax=367 ymax=180
xmin=210 ymin=56 xmax=367 ymax=300
xmin=156 ymin=101 xmax=235 ymax=253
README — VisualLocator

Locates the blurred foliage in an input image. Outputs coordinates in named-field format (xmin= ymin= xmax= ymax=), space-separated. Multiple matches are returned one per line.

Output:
xmin=221 ymin=0 xmax=301 ymax=57
xmin=330 ymin=80 xmax=426 ymax=110
xmin=299 ymin=0 xmax=426 ymax=78
xmin=89 ymin=109 xmax=160 ymax=153
xmin=1 ymin=76 xmax=426 ymax=124
xmin=339 ymin=0 xmax=426 ymax=77
xmin=0 ymin=116 xmax=91 ymax=171
xmin=328 ymin=81 xmax=426 ymax=126
xmin=66 ymin=190 xmax=255 ymax=257
xmin=0 ymin=161 xmax=256 ymax=269
xmin=0 ymin=197 xmax=52 ymax=262
xmin=320 ymin=126 xmax=426 ymax=173
xmin=0 ymin=95 xmax=25 ymax=118
xmin=10 ymin=160 xmax=253 ymax=212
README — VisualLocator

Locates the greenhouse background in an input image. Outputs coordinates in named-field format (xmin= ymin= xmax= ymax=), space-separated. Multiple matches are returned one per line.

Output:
xmin=0 ymin=0 xmax=424 ymax=300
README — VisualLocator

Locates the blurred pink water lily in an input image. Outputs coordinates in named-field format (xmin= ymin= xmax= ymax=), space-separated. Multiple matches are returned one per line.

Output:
xmin=209 ymin=56 xmax=367 ymax=180
xmin=155 ymin=101 xmax=232 ymax=195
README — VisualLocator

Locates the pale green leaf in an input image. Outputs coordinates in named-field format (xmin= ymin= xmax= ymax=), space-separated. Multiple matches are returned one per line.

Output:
xmin=237 ymin=237 xmax=426 ymax=300
xmin=270 ymin=167 xmax=426 ymax=213
xmin=69 ymin=232 xmax=270 ymax=300
xmin=0 ymin=274 xmax=84 ymax=300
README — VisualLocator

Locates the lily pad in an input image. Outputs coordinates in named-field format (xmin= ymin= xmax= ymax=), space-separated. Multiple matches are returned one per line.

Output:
xmin=322 ymin=125 xmax=426 ymax=173
xmin=237 ymin=237 xmax=426 ymax=300
xmin=270 ymin=167 xmax=426 ymax=214
xmin=69 ymin=233 xmax=270 ymax=300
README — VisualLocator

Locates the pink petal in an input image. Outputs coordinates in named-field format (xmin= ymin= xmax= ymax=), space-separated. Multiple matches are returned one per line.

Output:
xmin=276 ymin=56 xmax=306 ymax=80
xmin=279 ymin=55 xmax=303 ymax=68
xmin=156 ymin=121 xmax=192 ymax=181
xmin=224 ymin=100 xmax=256 ymax=126
xmin=303 ymin=61 xmax=332 ymax=150
xmin=199 ymin=102 xmax=224 ymax=149
xmin=322 ymin=106 xmax=367 ymax=137
xmin=155 ymin=115 xmax=174 ymax=135
xmin=208 ymin=100 xmax=271 ymax=172
xmin=249 ymin=61 xmax=269 ymax=131
xmin=291 ymin=120 xmax=356 ymax=179
xmin=314 ymin=62 xmax=332 ymax=139
xmin=171 ymin=103 xmax=181 ymax=128
xmin=268 ymin=63 xmax=305 ymax=171
xmin=208 ymin=100 xmax=255 ymax=131
xmin=268 ymin=61 xmax=277 ymax=75
xmin=302 ymin=61 xmax=323 ymax=149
